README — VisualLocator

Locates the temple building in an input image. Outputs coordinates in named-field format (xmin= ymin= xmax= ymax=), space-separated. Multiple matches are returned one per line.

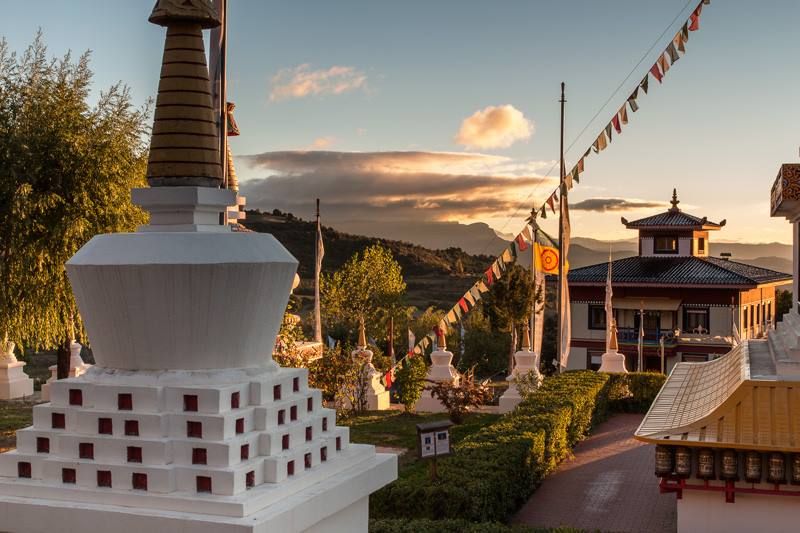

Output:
xmin=634 ymin=164 xmax=800 ymax=533
xmin=567 ymin=190 xmax=790 ymax=372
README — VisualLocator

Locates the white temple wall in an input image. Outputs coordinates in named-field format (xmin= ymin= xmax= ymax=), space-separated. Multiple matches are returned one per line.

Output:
xmin=678 ymin=490 xmax=799 ymax=533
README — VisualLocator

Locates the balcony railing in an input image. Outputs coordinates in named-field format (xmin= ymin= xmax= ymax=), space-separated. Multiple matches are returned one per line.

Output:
xmin=617 ymin=327 xmax=672 ymax=346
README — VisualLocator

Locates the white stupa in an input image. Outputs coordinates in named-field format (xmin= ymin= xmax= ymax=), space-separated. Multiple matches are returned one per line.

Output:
xmin=498 ymin=321 xmax=542 ymax=413
xmin=343 ymin=320 xmax=390 ymax=411
xmin=598 ymin=319 xmax=628 ymax=373
xmin=416 ymin=327 xmax=459 ymax=413
xmin=41 ymin=340 xmax=91 ymax=401
xmin=0 ymin=3 xmax=395 ymax=531
xmin=0 ymin=337 xmax=33 ymax=400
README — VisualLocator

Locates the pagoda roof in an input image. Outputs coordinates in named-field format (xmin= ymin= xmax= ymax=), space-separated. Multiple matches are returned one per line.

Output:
xmin=568 ymin=256 xmax=790 ymax=288
xmin=621 ymin=189 xmax=725 ymax=230
xmin=634 ymin=341 xmax=800 ymax=452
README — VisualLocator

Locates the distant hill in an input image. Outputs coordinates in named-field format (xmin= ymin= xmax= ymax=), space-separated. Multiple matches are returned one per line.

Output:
xmin=242 ymin=211 xmax=493 ymax=309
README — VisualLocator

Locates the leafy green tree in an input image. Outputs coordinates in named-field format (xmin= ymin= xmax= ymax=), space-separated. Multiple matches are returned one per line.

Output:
xmin=777 ymin=289 xmax=793 ymax=322
xmin=482 ymin=265 xmax=536 ymax=374
xmin=321 ymin=244 xmax=406 ymax=341
xmin=460 ymin=305 xmax=510 ymax=378
xmin=0 ymin=34 xmax=149 ymax=376
xmin=393 ymin=356 xmax=427 ymax=412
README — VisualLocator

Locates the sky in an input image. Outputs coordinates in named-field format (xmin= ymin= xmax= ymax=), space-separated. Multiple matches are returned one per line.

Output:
xmin=2 ymin=0 xmax=798 ymax=246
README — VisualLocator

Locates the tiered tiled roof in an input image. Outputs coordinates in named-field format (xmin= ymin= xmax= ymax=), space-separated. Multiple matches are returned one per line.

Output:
xmin=569 ymin=256 xmax=790 ymax=287
xmin=623 ymin=210 xmax=723 ymax=229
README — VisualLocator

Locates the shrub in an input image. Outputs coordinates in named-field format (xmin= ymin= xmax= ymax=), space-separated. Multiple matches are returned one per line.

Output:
xmin=393 ymin=356 xmax=427 ymax=412
xmin=605 ymin=372 xmax=666 ymax=413
xmin=369 ymin=518 xmax=582 ymax=533
xmin=426 ymin=367 xmax=492 ymax=423
xmin=370 ymin=370 xmax=610 ymax=523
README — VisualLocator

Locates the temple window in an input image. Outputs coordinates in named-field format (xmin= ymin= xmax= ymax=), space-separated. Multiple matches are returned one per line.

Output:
xmin=97 ymin=470 xmax=112 ymax=488
xmin=235 ymin=418 xmax=244 ymax=434
xmin=684 ymin=308 xmax=710 ymax=333
xmin=304 ymin=452 xmax=312 ymax=469
xmin=336 ymin=436 xmax=342 ymax=451
xmin=118 ymin=393 xmax=133 ymax=410
xmin=588 ymin=305 xmax=606 ymax=330
xmin=124 ymin=420 xmax=139 ymax=436
xmin=98 ymin=418 xmax=113 ymax=435
xmin=321 ymin=447 xmax=328 ymax=462
xmin=273 ymin=385 xmax=281 ymax=401
xmin=132 ymin=473 xmax=147 ymax=491
xmin=36 ymin=437 xmax=50 ymax=453
xmin=278 ymin=409 xmax=285 ymax=425
xmin=293 ymin=377 xmax=299 ymax=392
xmin=305 ymin=426 xmax=312 ymax=442
xmin=322 ymin=418 xmax=328 ymax=432
xmin=307 ymin=397 xmax=313 ymax=412
xmin=69 ymin=389 xmax=83 ymax=406
xmin=62 ymin=468 xmax=76 ymax=484
xmin=187 ymin=421 xmax=202 ymax=438
xmin=287 ymin=460 xmax=295 ymax=476
xmin=654 ymin=236 xmax=679 ymax=254
xmin=246 ymin=470 xmax=255 ymax=489
xmin=290 ymin=405 xmax=297 ymax=421
xmin=183 ymin=394 xmax=198 ymax=412
xmin=196 ymin=476 xmax=212 ymax=493
xmin=127 ymin=446 xmax=143 ymax=463
xmin=192 ymin=448 xmax=207 ymax=465
xmin=282 ymin=434 xmax=290 ymax=450
xmin=231 ymin=391 xmax=240 ymax=409
xmin=52 ymin=413 xmax=65 ymax=429
xmin=79 ymin=442 xmax=94 ymax=460
xmin=240 ymin=443 xmax=249 ymax=460
xmin=17 ymin=462 xmax=31 ymax=478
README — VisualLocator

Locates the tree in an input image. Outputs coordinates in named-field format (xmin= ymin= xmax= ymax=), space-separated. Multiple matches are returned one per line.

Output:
xmin=777 ymin=288 xmax=793 ymax=322
xmin=0 ymin=34 xmax=150 ymax=375
xmin=393 ymin=356 xmax=427 ymax=412
xmin=321 ymin=244 xmax=406 ymax=341
xmin=482 ymin=265 xmax=537 ymax=374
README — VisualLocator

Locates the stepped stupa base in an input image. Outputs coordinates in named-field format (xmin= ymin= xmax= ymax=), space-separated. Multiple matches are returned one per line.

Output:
xmin=0 ymin=450 xmax=394 ymax=533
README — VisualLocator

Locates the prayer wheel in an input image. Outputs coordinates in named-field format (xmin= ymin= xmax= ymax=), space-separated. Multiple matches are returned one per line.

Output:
xmin=792 ymin=454 xmax=800 ymax=485
xmin=697 ymin=448 xmax=715 ymax=479
xmin=675 ymin=447 xmax=692 ymax=478
xmin=745 ymin=451 xmax=762 ymax=483
xmin=720 ymin=449 xmax=738 ymax=480
xmin=655 ymin=446 xmax=674 ymax=476
xmin=768 ymin=452 xmax=786 ymax=484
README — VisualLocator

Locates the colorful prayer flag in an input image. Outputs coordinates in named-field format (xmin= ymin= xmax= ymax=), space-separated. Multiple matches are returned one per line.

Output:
xmin=534 ymin=242 xmax=560 ymax=275
xmin=667 ymin=42 xmax=680 ymax=63
xmin=501 ymin=248 xmax=513 ymax=264
xmin=464 ymin=291 xmax=475 ymax=306
xmin=649 ymin=63 xmax=663 ymax=83
xmin=689 ymin=6 xmax=701 ymax=31
xmin=596 ymin=130 xmax=608 ymax=152
xmin=605 ymin=123 xmax=613 ymax=142
xmin=577 ymin=157 xmax=585 ymax=173
xmin=657 ymin=53 xmax=670 ymax=76
xmin=611 ymin=114 xmax=621 ymax=134
xmin=477 ymin=280 xmax=489 ymax=293
xmin=640 ymin=75 xmax=649 ymax=94
xmin=546 ymin=193 xmax=557 ymax=213
xmin=485 ymin=266 xmax=494 ymax=285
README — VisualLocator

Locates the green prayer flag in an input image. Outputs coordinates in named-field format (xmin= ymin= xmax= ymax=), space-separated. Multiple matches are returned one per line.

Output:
xmin=640 ymin=74 xmax=649 ymax=94
xmin=667 ymin=42 xmax=679 ymax=63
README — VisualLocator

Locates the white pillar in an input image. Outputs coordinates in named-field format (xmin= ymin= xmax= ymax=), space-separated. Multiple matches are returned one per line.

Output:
xmin=416 ymin=332 xmax=459 ymax=413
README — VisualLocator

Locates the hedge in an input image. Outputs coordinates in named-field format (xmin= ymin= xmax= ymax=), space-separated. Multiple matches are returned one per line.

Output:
xmin=369 ymin=518 xmax=583 ymax=533
xmin=370 ymin=371 xmax=665 ymax=523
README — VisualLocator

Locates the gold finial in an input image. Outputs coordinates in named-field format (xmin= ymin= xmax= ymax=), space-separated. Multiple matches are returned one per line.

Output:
xmin=358 ymin=318 xmax=367 ymax=349
xmin=521 ymin=320 xmax=531 ymax=350
xmin=609 ymin=319 xmax=619 ymax=352
xmin=436 ymin=325 xmax=447 ymax=350
xmin=225 ymin=103 xmax=240 ymax=192
xmin=670 ymin=188 xmax=680 ymax=212
xmin=146 ymin=0 xmax=223 ymax=187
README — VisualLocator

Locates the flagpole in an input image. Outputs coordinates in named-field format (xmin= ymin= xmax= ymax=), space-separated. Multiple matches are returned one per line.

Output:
xmin=220 ymin=0 xmax=228 ymax=190
xmin=557 ymin=82 xmax=566 ymax=372
xmin=314 ymin=198 xmax=323 ymax=343
xmin=530 ymin=208 xmax=537 ymax=355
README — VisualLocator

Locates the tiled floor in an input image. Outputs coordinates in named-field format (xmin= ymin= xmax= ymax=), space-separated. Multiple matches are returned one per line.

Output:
xmin=514 ymin=413 xmax=676 ymax=533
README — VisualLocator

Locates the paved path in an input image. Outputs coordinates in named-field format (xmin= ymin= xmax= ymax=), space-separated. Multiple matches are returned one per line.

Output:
xmin=514 ymin=413 xmax=676 ymax=533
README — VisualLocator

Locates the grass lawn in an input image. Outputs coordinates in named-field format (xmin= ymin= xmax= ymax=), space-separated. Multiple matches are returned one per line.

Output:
xmin=0 ymin=400 xmax=36 ymax=452
xmin=342 ymin=410 xmax=499 ymax=468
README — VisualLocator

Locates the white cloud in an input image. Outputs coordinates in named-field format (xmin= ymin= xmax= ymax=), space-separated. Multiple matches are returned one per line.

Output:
xmin=455 ymin=104 xmax=534 ymax=149
xmin=269 ymin=64 xmax=367 ymax=102
xmin=309 ymin=136 xmax=335 ymax=149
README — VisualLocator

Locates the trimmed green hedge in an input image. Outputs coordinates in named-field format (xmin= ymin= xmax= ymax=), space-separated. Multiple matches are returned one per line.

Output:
xmin=606 ymin=372 xmax=666 ymax=413
xmin=370 ymin=371 xmax=611 ymax=522
xmin=369 ymin=518 xmax=583 ymax=533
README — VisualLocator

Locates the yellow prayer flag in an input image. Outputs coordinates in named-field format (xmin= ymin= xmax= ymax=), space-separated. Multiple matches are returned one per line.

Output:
xmin=534 ymin=242 xmax=569 ymax=275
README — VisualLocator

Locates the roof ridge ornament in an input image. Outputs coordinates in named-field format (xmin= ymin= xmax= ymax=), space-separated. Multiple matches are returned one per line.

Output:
xmin=670 ymin=188 xmax=680 ymax=212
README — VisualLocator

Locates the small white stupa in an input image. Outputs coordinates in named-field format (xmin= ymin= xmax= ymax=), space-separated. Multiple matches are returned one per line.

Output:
xmin=0 ymin=337 xmax=33 ymax=400
xmin=499 ymin=321 xmax=542 ymax=413
xmin=41 ymin=340 xmax=91 ymax=401
xmin=599 ymin=319 xmax=629 ymax=373
xmin=416 ymin=327 xmax=459 ymax=413
xmin=0 ymin=3 xmax=395 ymax=531
xmin=345 ymin=320 xmax=389 ymax=411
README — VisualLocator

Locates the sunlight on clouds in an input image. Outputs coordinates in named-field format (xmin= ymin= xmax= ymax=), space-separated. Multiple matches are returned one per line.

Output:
xmin=269 ymin=64 xmax=367 ymax=101
xmin=455 ymin=104 xmax=533 ymax=150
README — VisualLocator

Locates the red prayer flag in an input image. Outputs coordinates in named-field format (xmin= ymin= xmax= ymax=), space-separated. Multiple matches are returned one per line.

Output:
xmin=611 ymin=114 xmax=621 ymax=134
xmin=649 ymin=63 xmax=663 ymax=83
xmin=458 ymin=298 xmax=469 ymax=313
xmin=689 ymin=5 xmax=702 ymax=31
xmin=515 ymin=233 xmax=529 ymax=252
xmin=485 ymin=266 xmax=494 ymax=285
xmin=384 ymin=369 xmax=393 ymax=388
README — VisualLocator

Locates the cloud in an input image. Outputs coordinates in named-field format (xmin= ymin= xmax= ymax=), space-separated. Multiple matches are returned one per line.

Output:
xmin=269 ymin=64 xmax=367 ymax=101
xmin=570 ymin=198 xmax=668 ymax=212
xmin=455 ymin=105 xmax=533 ymax=149
xmin=238 ymin=150 xmax=555 ymax=223
xmin=309 ymin=136 xmax=335 ymax=149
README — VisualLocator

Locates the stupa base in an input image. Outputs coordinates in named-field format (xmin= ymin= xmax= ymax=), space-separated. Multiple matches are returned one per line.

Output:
xmin=0 ymin=450 xmax=395 ymax=533
xmin=598 ymin=351 xmax=628 ymax=373
xmin=498 ymin=388 xmax=522 ymax=414
xmin=0 ymin=362 xmax=33 ymax=400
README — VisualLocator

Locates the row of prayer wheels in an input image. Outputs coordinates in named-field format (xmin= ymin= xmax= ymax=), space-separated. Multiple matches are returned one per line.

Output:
xmin=655 ymin=445 xmax=800 ymax=484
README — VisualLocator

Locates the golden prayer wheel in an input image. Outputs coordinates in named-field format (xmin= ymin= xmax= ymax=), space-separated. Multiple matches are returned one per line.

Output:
xmin=655 ymin=445 xmax=674 ymax=476
xmin=745 ymin=451 xmax=762 ymax=483
xmin=697 ymin=448 xmax=715 ymax=479
xmin=768 ymin=452 xmax=786 ymax=484
xmin=792 ymin=454 xmax=800 ymax=485
xmin=675 ymin=447 xmax=692 ymax=478
xmin=720 ymin=449 xmax=738 ymax=480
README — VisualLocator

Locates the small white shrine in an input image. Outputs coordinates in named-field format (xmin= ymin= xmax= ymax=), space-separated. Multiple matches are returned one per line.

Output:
xmin=41 ymin=341 xmax=91 ymax=401
xmin=0 ymin=338 xmax=33 ymax=400
xmin=598 ymin=319 xmax=629 ymax=373
xmin=0 ymin=3 xmax=395 ymax=531
xmin=498 ymin=321 xmax=542 ymax=413
xmin=416 ymin=328 xmax=459 ymax=413
xmin=345 ymin=321 xmax=389 ymax=411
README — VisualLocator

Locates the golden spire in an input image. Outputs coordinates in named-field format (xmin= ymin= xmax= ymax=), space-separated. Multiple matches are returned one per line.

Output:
xmin=226 ymin=102 xmax=240 ymax=193
xmin=358 ymin=318 xmax=367 ymax=349
xmin=436 ymin=325 xmax=447 ymax=350
xmin=521 ymin=319 xmax=531 ymax=350
xmin=609 ymin=318 xmax=619 ymax=352
xmin=669 ymin=188 xmax=680 ymax=212
xmin=146 ymin=0 xmax=223 ymax=187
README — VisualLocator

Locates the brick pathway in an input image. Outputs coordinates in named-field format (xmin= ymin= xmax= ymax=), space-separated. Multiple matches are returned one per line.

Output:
xmin=514 ymin=413 xmax=676 ymax=533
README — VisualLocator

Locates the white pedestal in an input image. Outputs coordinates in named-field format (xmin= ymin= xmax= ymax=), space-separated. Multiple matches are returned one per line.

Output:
xmin=0 ymin=361 xmax=33 ymax=399
xmin=598 ymin=350 xmax=628 ymax=373
xmin=498 ymin=349 xmax=542 ymax=414
xmin=416 ymin=349 xmax=459 ymax=413
xmin=343 ymin=349 xmax=390 ymax=411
